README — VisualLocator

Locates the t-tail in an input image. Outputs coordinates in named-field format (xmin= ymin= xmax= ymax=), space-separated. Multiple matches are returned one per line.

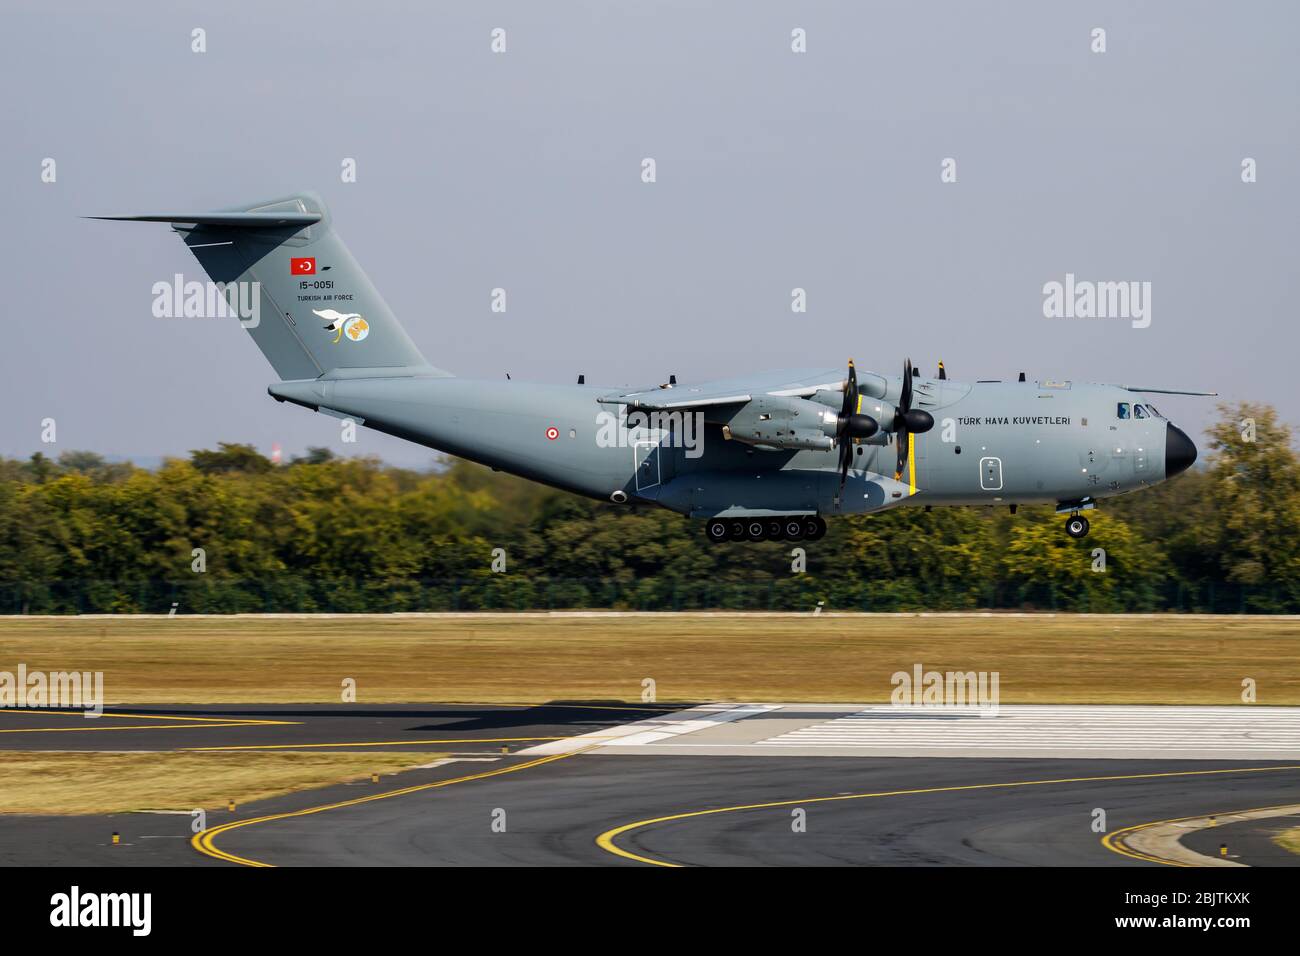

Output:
xmin=90 ymin=192 xmax=448 ymax=381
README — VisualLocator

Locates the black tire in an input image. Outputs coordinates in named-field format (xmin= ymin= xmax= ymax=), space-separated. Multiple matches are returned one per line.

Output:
xmin=706 ymin=519 xmax=729 ymax=543
xmin=784 ymin=519 xmax=805 ymax=541
xmin=765 ymin=519 xmax=784 ymax=540
xmin=727 ymin=520 xmax=746 ymax=541
xmin=804 ymin=517 xmax=827 ymax=541
xmin=1065 ymin=515 xmax=1090 ymax=539
xmin=746 ymin=520 xmax=767 ymax=542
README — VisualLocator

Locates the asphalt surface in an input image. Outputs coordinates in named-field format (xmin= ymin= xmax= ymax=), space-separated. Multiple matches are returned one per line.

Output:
xmin=3 ymin=704 xmax=1299 ymax=867
xmin=1182 ymin=810 xmax=1300 ymax=867
xmin=205 ymin=756 xmax=1300 ymax=867
xmin=0 ymin=702 xmax=678 ymax=753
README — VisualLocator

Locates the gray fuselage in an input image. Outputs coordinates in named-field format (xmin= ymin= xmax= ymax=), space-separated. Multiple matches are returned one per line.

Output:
xmin=268 ymin=370 xmax=1191 ymax=520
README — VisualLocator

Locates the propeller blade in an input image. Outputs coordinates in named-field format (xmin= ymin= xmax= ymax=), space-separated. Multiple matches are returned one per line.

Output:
xmin=838 ymin=359 xmax=862 ymax=494
xmin=894 ymin=356 xmax=925 ymax=481
xmin=841 ymin=360 xmax=858 ymax=419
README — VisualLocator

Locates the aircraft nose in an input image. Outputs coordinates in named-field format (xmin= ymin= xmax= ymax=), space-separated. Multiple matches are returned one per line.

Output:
xmin=1165 ymin=422 xmax=1197 ymax=478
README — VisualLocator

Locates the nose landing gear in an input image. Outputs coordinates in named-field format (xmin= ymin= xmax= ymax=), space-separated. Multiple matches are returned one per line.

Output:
xmin=1065 ymin=514 xmax=1090 ymax=539
xmin=705 ymin=516 xmax=826 ymax=543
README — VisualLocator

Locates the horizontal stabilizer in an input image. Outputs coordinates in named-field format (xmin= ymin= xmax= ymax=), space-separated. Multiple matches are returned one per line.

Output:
xmin=86 ymin=212 xmax=321 ymax=228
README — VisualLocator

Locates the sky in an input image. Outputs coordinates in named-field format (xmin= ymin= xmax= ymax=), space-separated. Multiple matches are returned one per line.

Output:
xmin=2 ymin=1 xmax=1297 ymax=467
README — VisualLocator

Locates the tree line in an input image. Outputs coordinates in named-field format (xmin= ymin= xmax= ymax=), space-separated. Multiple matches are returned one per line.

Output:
xmin=1 ymin=402 xmax=1295 ymax=614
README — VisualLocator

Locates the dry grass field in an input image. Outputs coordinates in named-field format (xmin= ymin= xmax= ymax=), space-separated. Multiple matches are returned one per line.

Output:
xmin=1 ymin=613 xmax=1297 ymax=706
xmin=0 ymin=750 xmax=446 ymax=814
xmin=1273 ymin=826 xmax=1300 ymax=857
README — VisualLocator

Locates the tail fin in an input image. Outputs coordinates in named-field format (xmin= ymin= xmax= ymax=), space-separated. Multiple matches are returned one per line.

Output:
xmin=93 ymin=192 xmax=445 ymax=380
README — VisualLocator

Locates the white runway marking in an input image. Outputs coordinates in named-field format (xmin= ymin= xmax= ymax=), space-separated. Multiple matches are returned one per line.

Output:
xmin=762 ymin=705 xmax=1300 ymax=755
xmin=568 ymin=704 xmax=1300 ymax=760
xmin=517 ymin=703 xmax=779 ymax=755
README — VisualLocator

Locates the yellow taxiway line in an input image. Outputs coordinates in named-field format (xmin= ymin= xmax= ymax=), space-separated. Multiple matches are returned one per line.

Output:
xmin=596 ymin=765 xmax=1300 ymax=867
xmin=193 ymin=747 xmax=593 ymax=866
xmin=0 ymin=709 xmax=297 ymax=733
xmin=185 ymin=736 xmax=566 ymax=751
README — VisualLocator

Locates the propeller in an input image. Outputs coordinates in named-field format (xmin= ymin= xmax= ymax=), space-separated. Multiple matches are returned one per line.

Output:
xmin=836 ymin=360 xmax=879 ymax=493
xmin=893 ymin=358 xmax=935 ymax=480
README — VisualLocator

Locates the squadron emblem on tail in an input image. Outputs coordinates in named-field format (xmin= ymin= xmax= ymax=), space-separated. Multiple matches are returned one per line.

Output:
xmin=313 ymin=308 xmax=370 ymax=343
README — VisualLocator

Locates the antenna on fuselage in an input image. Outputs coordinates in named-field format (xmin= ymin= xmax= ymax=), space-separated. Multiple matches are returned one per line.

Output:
xmin=578 ymin=374 xmax=585 ymax=384
xmin=938 ymin=361 xmax=946 ymax=380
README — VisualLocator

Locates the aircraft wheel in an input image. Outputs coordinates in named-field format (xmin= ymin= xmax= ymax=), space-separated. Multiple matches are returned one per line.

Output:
xmin=727 ymin=520 xmax=746 ymax=541
xmin=705 ymin=519 xmax=729 ymax=543
xmin=803 ymin=517 xmax=827 ymax=541
xmin=765 ymin=519 xmax=784 ymax=540
xmin=1065 ymin=515 xmax=1090 ymax=539
xmin=746 ymin=520 xmax=767 ymax=542
xmin=783 ymin=519 xmax=806 ymax=541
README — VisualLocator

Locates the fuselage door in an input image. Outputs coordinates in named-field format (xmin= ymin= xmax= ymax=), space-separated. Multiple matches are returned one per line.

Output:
xmin=980 ymin=456 xmax=1003 ymax=491
xmin=634 ymin=440 xmax=660 ymax=491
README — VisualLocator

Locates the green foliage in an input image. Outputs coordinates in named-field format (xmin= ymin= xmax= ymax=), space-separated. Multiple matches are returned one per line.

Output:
xmin=189 ymin=442 xmax=273 ymax=475
xmin=1001 ymin=510 xmax=1168 ymax=612
xmin=0 ymin=403 xmax=1296 ymax=613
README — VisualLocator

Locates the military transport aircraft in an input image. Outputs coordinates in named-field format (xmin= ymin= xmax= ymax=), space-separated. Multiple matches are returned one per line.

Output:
xmin=96 ymin=192 xmax=1210 ymax=543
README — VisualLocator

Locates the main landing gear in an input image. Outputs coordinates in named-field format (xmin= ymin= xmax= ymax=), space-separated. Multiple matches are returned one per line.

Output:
xmin=1065 ymin=514 xmax=1090 ymax=539
xmin=705 ymin=516 xmax=827 ymax=543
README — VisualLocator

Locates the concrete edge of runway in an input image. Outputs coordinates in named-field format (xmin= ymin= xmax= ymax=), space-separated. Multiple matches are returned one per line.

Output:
xmin=1110 ymin=804 xmax=1300 ymax=867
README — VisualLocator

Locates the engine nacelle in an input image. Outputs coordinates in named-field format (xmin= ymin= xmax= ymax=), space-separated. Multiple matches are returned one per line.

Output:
xmin=718 ymin=395 xmax=840 ymax=451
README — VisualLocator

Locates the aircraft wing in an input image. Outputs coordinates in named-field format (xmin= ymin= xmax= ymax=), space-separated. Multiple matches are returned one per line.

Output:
xmin=1121 ymin=387 xmax=1218 ymax=396
xmin=597 ymin=368 xmax=844 ymax=411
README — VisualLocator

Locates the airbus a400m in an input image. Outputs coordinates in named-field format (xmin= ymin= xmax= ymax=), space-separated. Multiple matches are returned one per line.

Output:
xmin=97 ymin=192 xmax=1209 ymax=543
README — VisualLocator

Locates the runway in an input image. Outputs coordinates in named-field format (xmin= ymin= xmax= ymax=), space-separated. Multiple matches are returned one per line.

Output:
xmin=2 ymin=702 xmax=1298 ymax=867
xmin=519 ymin=702 xmax=1300 ymax=760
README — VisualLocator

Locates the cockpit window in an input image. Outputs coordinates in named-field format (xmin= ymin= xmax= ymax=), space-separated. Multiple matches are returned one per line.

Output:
xmin=1117 ymin=402 xmax=1130 ymax=419
xmin=1146 ymin=404 xmax=1162 ymax=418
xmin=1133 ymin=404 xmax=1148 ymax=419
